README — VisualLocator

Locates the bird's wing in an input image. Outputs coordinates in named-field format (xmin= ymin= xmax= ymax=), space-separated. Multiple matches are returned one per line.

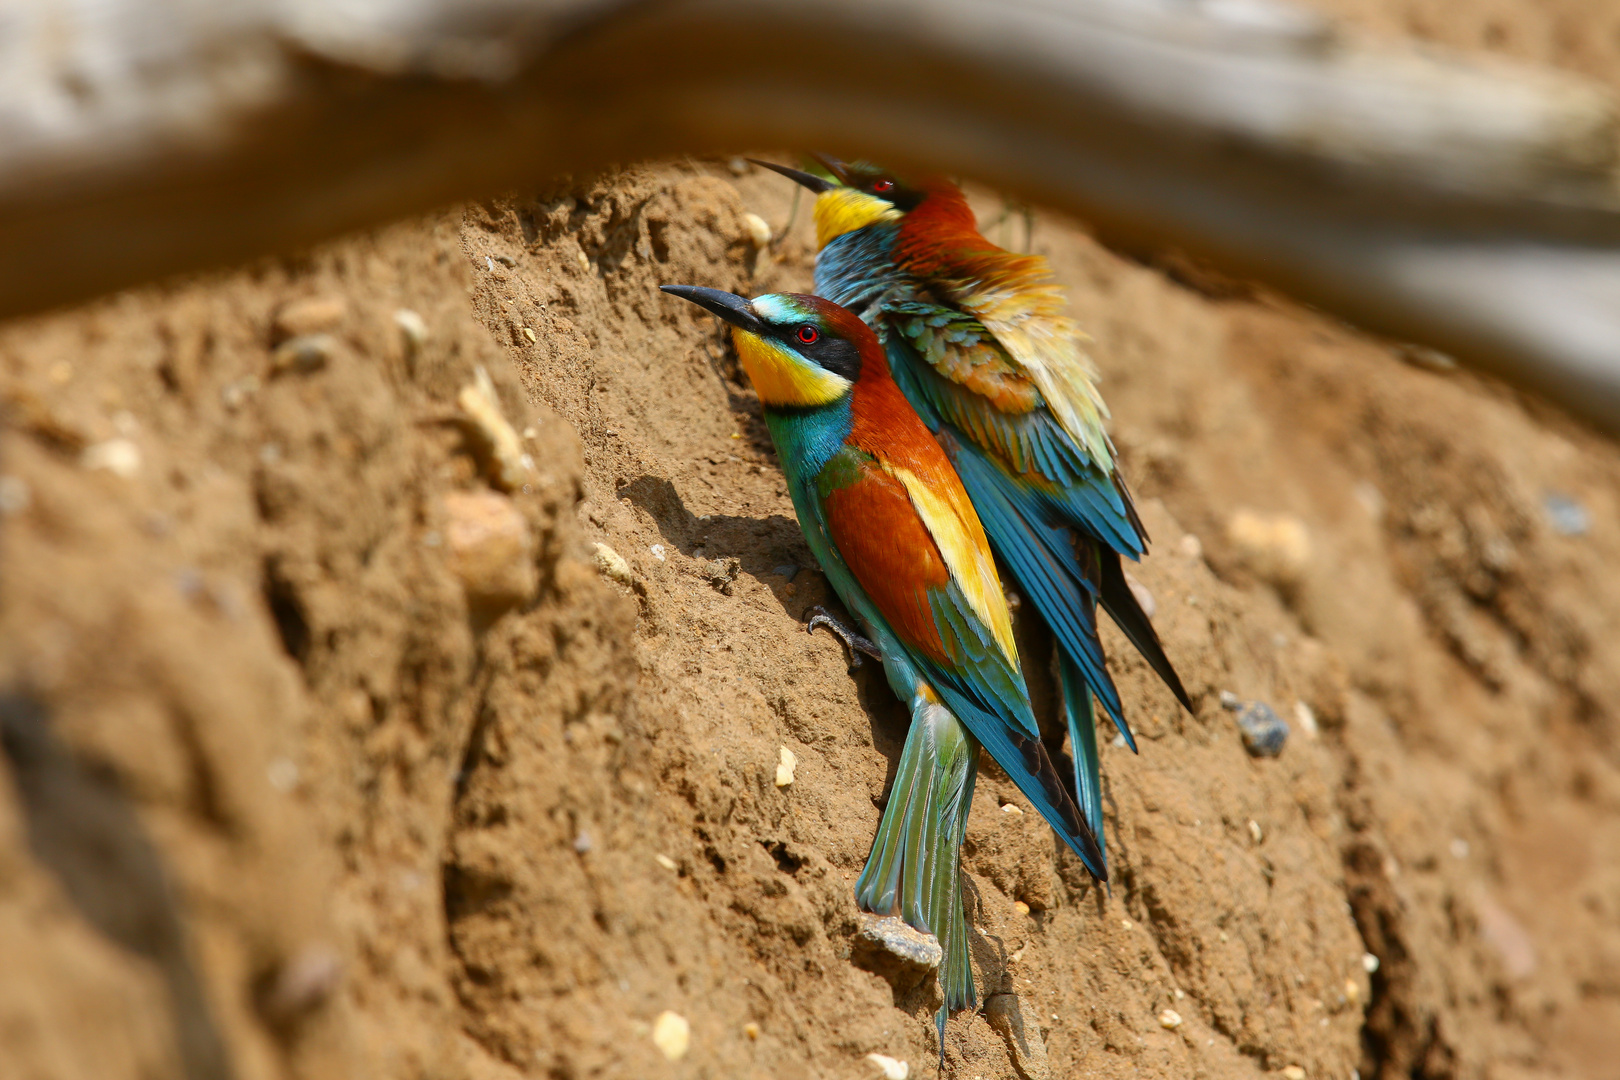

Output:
xmin=811 ymin=443 xmax=1105 ymax=876
xmin=938 ymin=428 xmax=1131 ymax=743
xmin=882 ymin=307 xmax=1144 ymax=557
xmin=929 ymin=247 xmax=1119 ymax=475
xmin=814 ymin=443 xmax=1025 ymax=728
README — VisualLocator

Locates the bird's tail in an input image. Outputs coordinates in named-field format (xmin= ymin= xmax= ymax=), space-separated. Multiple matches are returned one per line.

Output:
xmin=855 ymin=697 xmax=979 ymax=1056
xmin=1058 ymin=655 xmax=1107 ymax=879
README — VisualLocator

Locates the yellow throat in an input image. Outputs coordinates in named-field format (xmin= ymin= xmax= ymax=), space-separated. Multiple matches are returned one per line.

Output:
xmin=730 ymin=328 xmax=850 ymax=408
xmin=814 ymin=188 xmax=903 ymax=249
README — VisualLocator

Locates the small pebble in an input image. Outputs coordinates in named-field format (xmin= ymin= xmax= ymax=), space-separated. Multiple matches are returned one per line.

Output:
xmin=494 ymin=253 xmax=517 ymax=267
xmin=744 ymin=1021 xmax=760 ymax=1040
xmin=1219 ymin=690 xmax=1242 ymax=711
xmin=458 ymin=365 xmax=530 ymax=491
xmin=81 ymin=438 xmax=141 ymax=478
xmin=1247 ymin=820 xmax=1264 ymax=844
xmin=270 ymin=333 xmax=336 ymax=374
xmin=743 ymin=213 xmax=773 ymax=249
xmin=1178 ymin=533 xmax=1203 ymax=558
xmin=0 ymin=475 xmax=31 ymax=514
xmin=272 ymin=296 xmax=346 ymax=340
xmin=1235 ymin=701 xmax=1290 ymax=757
xmin=1543 ymin=491 xmax=1589 ymax=536
xmin=851 ymin=914 xmax=942 ymax=988
xmin=267 ymin=758 xmax=300 ymax=793
xmin=1344 ymin=978 xmax=1360 ymax=1004
xmin=728 ymin=157 xmax=751 ymax=175
xmin=1226 ymin=509 xmax=1311 ymax=586
xmin=866 ymin=1053 xmax=909 ymax=1079
xmin=1013 ymin=901 xmax=1031 ymax=916
xmin=522 ymin=326 xmax=536 ymax=343
xmin=1282 ymin=1067 xmax=1307 ymax=1080
xmin=1399 ymin=343 xmax=1456 ymax=371
xmin=1158 ymin=1009 xmax=1183 ymax=1030
xmin=1293 ymin=700 xmax=1319 ymax=737
xmin=442 ymin=490 xmax=536 ymax=608
xmin=651 ymin=1011 xmax=690 ymax=1061
xmin=394 ymin=308 xmax=429 ymax=361
xmin=576 ymin=249 xmax=591 ymax=272
xmin=260 ymin=945 xmax=342 ymax=1025
xmin=573 ymin=831 xmax=593 ymax=854
xmin=654 ymin=854 xmax=678 ymax=871
xmin=651 ymin=544 xmax=666 ymax=562
xmin=1362 ymin=952 xmax=1380 ymax=973
xmin=774 ymin=746 xmax=797 ymax=787
xmin=1121 ymin=918 xmax=1134 ymax=930
xmin=1124 ymin=571 xmax=1155 ymax=618
xmin=1000 ymin=803 xmax=1024 ymax=816
xmin=221 ymin=374 xmax=260 ymax=409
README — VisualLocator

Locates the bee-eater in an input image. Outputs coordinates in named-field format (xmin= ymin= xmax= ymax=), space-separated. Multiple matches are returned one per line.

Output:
xmin=661 ymin=285 xmax=1103 ymax=1049
xmin=752 ymin=158 xmax=1192 ymax=871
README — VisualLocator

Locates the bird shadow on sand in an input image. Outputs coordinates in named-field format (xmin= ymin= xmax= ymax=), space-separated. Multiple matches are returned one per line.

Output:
xmin=616 ymin=472 xmax=913 ymax=767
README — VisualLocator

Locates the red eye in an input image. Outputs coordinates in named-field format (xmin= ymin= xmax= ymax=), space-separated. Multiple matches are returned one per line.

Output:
xmin=797 ymin=325 xmax=819 ymax=344
xmin=872 ymin=179 xmax=895 ymax=193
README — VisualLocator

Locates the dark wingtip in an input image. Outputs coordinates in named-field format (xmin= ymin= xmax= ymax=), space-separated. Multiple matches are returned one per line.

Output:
xmin=746 ymin=158 xmax=835 ymax=194
xmin=1099 ymin=551 xmax=1195 ymax=716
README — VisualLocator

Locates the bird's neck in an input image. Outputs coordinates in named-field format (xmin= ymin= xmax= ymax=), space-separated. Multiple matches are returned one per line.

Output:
xmin=763 ymin=397 xmax=854 ymax=487
xmin=893 ymin=184 xmax=1003 ymax=277
xmin=818 ymin=224 xmax=904 ymax=316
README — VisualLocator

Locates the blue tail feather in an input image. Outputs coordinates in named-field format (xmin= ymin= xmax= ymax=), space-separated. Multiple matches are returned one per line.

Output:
xmin=1058 ymin=656 xmax=1107 ymax=876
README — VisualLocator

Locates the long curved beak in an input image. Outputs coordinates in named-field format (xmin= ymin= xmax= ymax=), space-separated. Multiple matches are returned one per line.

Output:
xmin=660 ymin=285 xmax=766 ymax=335
xmin=746 ymin=158 xmax=836 ymax=194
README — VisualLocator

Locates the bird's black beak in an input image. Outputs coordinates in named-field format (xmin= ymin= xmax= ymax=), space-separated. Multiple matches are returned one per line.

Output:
xmin=809 ymin=152 xmax=853 ymax=186
xmin=747 ymin=158 xmax=836 ymax=194
xmin=660 ymin=285 xmax=766 ymax=335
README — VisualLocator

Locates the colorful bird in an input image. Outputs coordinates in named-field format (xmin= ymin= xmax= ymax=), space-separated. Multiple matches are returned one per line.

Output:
xmin=752 ymin=157 xmax=1192 ymax=871
xmin=661 ymin=285 xmax=1103 ymax=1049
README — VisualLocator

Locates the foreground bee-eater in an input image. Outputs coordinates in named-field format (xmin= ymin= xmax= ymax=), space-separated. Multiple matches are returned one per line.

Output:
xmin=661 ymin=285 xmax=1102 ymax=1048
xmin=753 ymin=157 xmax=1193 ymax=870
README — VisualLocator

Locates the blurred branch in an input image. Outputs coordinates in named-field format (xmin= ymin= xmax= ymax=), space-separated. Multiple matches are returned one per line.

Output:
xmin=2 ymin=0 xmax=1619 ymax=429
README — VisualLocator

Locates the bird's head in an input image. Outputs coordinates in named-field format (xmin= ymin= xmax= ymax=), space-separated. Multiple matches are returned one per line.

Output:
xmin=751 ymin=155 xmax=929 ymax=248
xmin=660 ymin=286 xmax=876 ymax=408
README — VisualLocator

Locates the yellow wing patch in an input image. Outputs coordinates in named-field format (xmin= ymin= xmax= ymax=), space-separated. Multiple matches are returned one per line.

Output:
xmin=731 ymin=329 xmax=851 ymax=408
xmin=886 ymin=462 xmax=1019 ymax=667
xmin=814 ymin=188 xmax=903 ymax=248
xmin=947 ymin=269 xmax=1115 ymax=471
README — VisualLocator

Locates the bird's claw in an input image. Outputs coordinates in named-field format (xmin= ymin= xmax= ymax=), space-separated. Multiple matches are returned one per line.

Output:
xmin=806 ymin=606 xmax=882 ymax=674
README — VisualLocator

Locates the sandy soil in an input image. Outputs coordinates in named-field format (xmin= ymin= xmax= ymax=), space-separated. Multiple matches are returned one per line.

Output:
xmin=2 ymin=5 xmax=1619 ymax=1080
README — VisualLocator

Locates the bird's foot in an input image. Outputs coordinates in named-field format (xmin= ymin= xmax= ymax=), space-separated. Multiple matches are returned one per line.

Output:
xmin=806 ymin=607 xmax=882 ymax=673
